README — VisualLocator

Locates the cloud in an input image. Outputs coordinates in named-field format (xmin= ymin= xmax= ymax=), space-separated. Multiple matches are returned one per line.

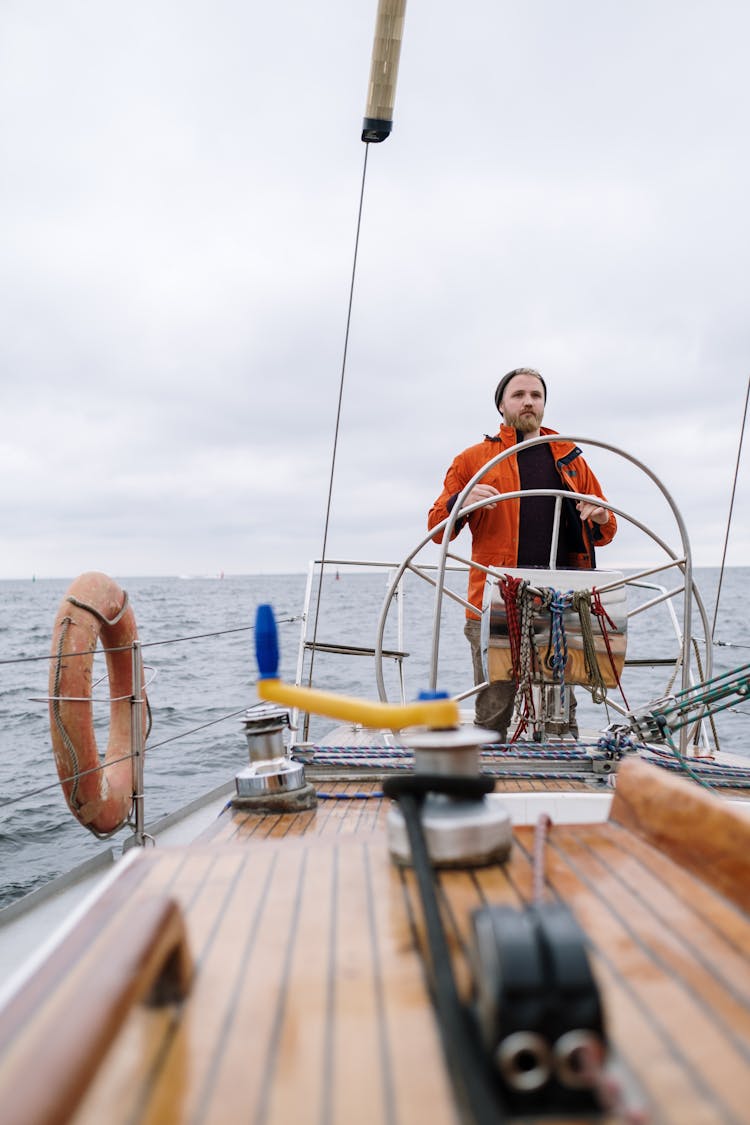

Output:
xmin=0 ymin=0 xmax=748 ymax=579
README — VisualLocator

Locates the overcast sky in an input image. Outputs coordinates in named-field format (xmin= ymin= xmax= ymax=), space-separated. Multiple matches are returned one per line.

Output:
xmin=1 ymin=0 xmax=748 ymax=580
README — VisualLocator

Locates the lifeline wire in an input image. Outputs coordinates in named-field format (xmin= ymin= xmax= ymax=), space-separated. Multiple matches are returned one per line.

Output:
xmin=712 ymin=373 xmax=749 ymax=641
xmin=0 ymin=707 xmax=250 ymax=811
xmin=305 ymin=143 xmax=371 ymax=734
xmin=0 ymin=617 xmax=299 ymax=667
xmin=1 ymin=615 xmax=299 ymax=813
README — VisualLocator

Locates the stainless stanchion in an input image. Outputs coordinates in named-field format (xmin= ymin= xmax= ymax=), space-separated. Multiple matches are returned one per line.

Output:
xmin=131 ymin=639 xmax=147 ymax=846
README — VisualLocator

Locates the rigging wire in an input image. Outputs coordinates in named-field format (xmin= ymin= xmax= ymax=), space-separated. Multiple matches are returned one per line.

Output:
xmin=0 ymin=616 xmax=298 ymax=812
xmin=0 ymin=707 xmax=250 ymax=812
xmin=712 ymin=373 xmax=749 ymax=641
xmin=0 ymin=617 xmax=299 ymax=666
xmin=304 ymin=142 xmax=371 ymax=735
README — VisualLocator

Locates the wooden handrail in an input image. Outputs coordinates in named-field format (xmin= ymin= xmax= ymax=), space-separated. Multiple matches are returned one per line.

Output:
xmin=610 ymin=757 xmax=750 ymax=912
xmin=0 ymin=892 xmax=192 ymax=1125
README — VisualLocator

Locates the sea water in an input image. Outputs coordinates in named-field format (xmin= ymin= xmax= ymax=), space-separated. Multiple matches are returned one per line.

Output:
xmin=0 ymin=567 xmax=748 ymax=909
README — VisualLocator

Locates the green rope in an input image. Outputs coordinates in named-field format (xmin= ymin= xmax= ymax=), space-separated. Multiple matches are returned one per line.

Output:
xmin=663 ymin=730 xmax=716 ymax=793
xmin=572 ymin=590 xmax=607 ymax=704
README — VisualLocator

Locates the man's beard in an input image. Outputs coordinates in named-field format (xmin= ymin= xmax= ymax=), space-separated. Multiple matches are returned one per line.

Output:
xmin=505 ymin=408 xmax=543 ymax=433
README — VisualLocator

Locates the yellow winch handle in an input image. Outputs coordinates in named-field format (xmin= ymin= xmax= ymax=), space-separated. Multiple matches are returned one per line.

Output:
xmin=257 ymin=679 xmax=459 ymax=732
xmin=254 ymin=602 xmax=459 ymax=731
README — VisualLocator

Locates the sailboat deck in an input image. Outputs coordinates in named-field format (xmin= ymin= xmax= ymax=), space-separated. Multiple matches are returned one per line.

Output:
xmin=1 ymin=766 xmax=749 ymax=1124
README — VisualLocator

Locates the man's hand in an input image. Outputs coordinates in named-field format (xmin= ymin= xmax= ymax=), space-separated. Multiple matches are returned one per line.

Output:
xmin=577 ymin=500 xmax=609 ymax=525
xmin=463 ymin=483 xmax=501 ymax=510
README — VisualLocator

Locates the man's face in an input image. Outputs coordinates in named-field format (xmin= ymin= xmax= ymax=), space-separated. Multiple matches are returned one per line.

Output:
xmin=500 ymin=373 xmax=545 ymax=433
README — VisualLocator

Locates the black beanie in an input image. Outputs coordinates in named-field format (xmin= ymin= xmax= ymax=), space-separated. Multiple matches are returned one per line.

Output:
xmin=494 ymin=368 xmax=547 ymax=411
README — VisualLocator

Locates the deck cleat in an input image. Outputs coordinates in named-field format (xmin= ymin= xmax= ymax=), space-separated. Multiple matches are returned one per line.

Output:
xmin=233 ymin=702 xmax=316 ymax=810
xmin=386 ymin=694 xmax=512 ymax=868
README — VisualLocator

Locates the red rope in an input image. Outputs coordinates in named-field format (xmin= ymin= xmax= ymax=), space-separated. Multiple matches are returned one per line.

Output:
xmin=499 ymin=576 xmax=530 ymax=740
xmin=533 ymin=812 xmax=552 ymax=903
xmin=499 ymin=575 xmax=524 ymax=680
xmin=591 ymin=589 xmax=630 ymax=709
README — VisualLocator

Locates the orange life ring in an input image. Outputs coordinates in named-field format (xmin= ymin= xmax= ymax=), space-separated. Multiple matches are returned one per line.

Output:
xmin=48 ymin=572 xmax=148 ymax=835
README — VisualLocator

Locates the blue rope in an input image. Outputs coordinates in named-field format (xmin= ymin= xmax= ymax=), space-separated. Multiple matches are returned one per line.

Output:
xmin=596 ymin=732 xmax=642 ymax=755
xmin=300 ymin=746 xmax=412 ymax=757
xmin=304 ymin=746 xmax=598 ymax=762
xmin=315 ymin=767 xmax=749 ymax=792
xmin=317 ymin=790 xmax=384 ymax=800
xmin=546 ymin=588 xmax=573 ymax=704
xmin=296 ymin=741 xmax=750 ymax=789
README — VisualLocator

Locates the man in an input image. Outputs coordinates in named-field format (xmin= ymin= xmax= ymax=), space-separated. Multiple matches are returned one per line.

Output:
xmin=427 ymin=367 xmax=617 ymax=740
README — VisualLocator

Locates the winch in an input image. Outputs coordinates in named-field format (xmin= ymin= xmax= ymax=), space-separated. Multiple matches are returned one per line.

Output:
xmin=252 ymin=605 xmax=510 ymax=867
xmin=234 ymin=701 xmax=316 ymax=810
xmin=386 ymin=707 xmax=512 ymax=867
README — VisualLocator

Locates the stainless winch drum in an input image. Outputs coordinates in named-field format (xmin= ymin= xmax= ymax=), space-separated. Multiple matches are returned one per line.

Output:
xmin=480 ymin=569 xmax=628 ymax=688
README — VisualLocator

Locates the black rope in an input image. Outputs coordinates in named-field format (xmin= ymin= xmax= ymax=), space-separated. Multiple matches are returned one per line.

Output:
xmin=305 ymin=143 xmax=371 ymax=736
xmin=383 ymin=774 xmax=503 ymax=1124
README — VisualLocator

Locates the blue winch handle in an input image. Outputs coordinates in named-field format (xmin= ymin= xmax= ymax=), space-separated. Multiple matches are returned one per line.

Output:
xmin=255 ymin=604 xmax=280 ymax=679
xmin=254 ymin=604 xmax=460 ymax=730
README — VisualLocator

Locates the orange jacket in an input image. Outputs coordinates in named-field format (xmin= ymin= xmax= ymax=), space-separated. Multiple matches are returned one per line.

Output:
xmin=428 ymin=426 xmax=617 ymax=616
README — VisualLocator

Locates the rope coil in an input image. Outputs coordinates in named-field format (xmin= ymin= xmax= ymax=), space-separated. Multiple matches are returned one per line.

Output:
xmin=572 ymin=591 xmax=608 ymax=704
xmin=545 ymin=588 xmax=573 ymax=704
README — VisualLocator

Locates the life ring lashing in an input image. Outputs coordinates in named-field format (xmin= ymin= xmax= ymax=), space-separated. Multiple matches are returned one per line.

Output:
xmin=48 ymin=572 xmax=149 ymax=836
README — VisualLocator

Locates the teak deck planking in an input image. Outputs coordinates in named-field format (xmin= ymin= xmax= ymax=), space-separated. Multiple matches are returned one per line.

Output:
xmin=0 ymin=763 xmax=748 ymax=1124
